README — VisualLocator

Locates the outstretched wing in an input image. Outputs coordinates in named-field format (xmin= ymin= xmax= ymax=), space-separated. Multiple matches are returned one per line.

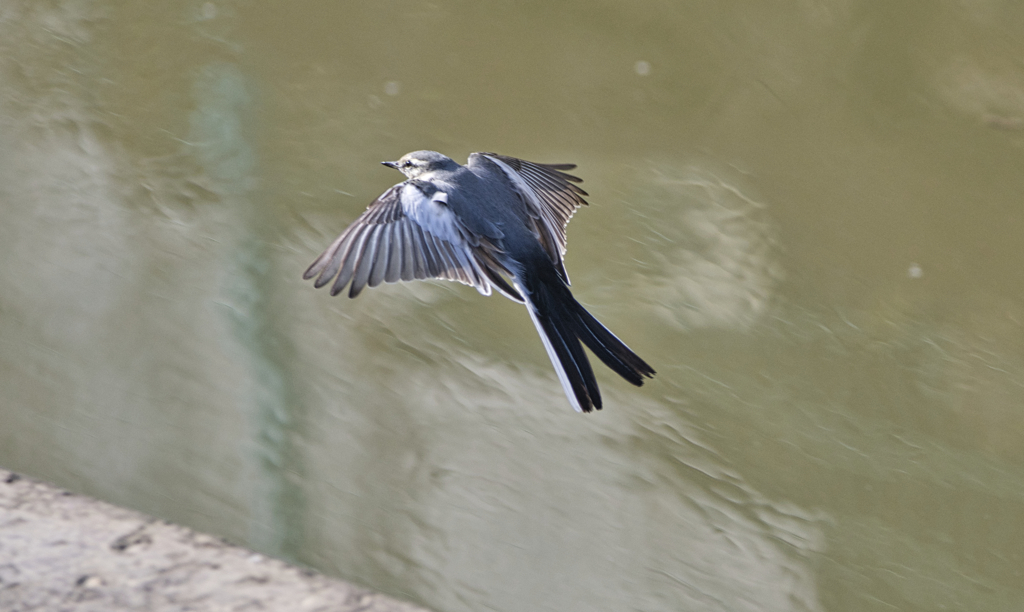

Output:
xmin=471 ymin=152 xmax=589 ymax=284
xmin=304 ymin=183 xmax=519 ymax=299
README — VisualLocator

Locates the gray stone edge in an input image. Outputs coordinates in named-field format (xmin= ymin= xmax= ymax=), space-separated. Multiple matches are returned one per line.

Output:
xmin=0 ymin=468 xmax=434 ymax=612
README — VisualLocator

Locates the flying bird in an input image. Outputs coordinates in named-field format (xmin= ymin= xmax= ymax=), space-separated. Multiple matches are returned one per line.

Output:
xmin=303 ymin=151 xmax=655 ymax=412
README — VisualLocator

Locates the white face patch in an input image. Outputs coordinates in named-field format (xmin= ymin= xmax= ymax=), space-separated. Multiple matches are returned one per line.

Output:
xmin=397 ymin=158 xmax=423 ymax=178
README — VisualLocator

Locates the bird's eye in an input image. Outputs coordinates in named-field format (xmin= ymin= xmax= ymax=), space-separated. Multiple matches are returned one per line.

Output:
xmin=403 ymin=160 xmax=413 ymax=168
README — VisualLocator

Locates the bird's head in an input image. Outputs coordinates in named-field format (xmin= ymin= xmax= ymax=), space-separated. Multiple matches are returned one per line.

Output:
xmin=382 ymin=150 xmax=457 ymax=179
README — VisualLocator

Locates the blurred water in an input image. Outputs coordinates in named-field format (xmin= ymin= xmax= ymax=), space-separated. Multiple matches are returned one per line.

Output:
xmin=2 ymin=2 xmax=1024 ymax=611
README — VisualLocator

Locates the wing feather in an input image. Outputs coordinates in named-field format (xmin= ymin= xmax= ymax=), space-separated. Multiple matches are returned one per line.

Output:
xmin=399 ymin=221 xmax=417 ymax=281
xmin=348 ymin=225 xmax=381 ymax=298
xmin=412 ymin=224 xmax=434 ymax=280
xmin=384 ymin=224 xmax=403 ymax=283
xmin=305 ymin=182 xmax=499 ymax=298
xmin=367 ymin=225 xmax=391 ymax=288
xmin=330 ymin=226 xmax=371 ymax=296
xmin=420 ymin=230 xmax=445 ymax=278
xmin=432 ymin=235 xmax=460 ymax=281
xmin=470 ymin=152 xmax=589 ymax=284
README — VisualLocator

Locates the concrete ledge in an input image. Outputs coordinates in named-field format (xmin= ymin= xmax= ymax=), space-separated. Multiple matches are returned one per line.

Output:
xmin=0 ymin=469 xmax=432 ymax=612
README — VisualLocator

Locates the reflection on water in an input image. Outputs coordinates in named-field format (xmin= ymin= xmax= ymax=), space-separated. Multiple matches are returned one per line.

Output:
xmin=3 ymin=2 xmax=1024 ymax=612
xmin=633 ymin=165 xmax=783 ymax=331
xmin=189 ymin=60 xmax=307 ymax=560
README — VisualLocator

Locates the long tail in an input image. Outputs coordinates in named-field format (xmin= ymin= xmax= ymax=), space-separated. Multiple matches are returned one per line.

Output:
xmin=520 ymin=261 xmax=655 ymax=413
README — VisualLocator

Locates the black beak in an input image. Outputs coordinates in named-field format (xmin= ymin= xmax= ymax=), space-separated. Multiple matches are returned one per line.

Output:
xmin=381 ymin=161 xmax=399 ymax=169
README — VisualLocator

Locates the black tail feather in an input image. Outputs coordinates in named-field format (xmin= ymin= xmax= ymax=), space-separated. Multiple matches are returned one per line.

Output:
xmin=531 ymin=301 xmax=601 ymax=411
xmin=523 ymin=260 xmax=655 ymax=412
xmin=568 ymin=304 xmax=656 ymax=386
